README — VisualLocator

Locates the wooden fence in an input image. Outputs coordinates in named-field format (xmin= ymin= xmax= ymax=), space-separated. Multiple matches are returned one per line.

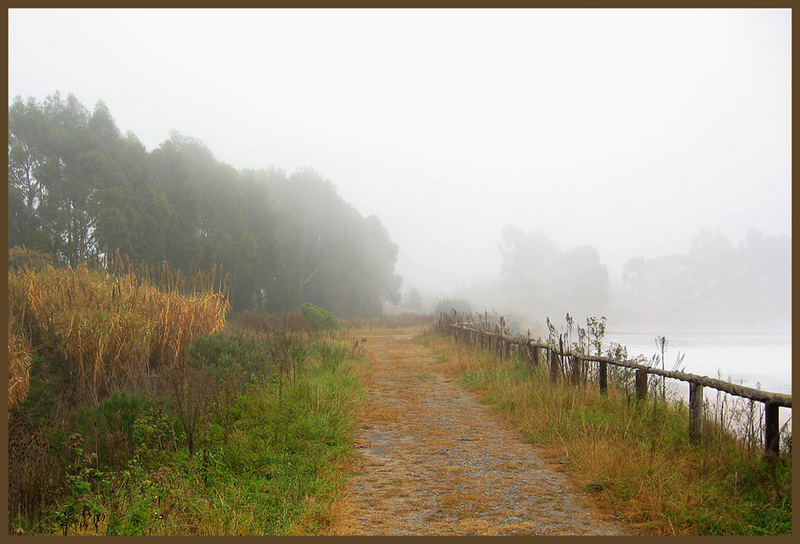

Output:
xmin=436 ymin=312 xmax=792 ymax=460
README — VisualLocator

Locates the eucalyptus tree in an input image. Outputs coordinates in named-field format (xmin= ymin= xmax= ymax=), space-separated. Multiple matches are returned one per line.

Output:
xmin=8 ymin=93 xmax=404 ymax=316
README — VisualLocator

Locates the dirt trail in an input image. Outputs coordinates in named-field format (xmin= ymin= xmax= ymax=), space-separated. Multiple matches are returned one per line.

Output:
xmin=327 ymin=330 xmax=630 ymax=536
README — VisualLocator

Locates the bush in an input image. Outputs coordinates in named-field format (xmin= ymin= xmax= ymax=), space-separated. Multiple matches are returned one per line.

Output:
xmin=299 ymin=303 xmax=340 ymax=331
xmin=187 ymin=330 xmax=275 ymax=387
xmin=73 ymin=392 xmax=153 ymax=467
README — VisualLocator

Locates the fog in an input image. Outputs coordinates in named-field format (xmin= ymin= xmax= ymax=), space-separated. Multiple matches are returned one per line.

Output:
xmin=8 ymin=9 xmax=791 ymax=333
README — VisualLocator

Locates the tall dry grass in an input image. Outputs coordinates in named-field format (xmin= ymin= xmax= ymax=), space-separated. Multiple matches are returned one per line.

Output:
xmin=7 ymin=252 xmax=230 ymax=404
xmin=8 ymin=323 xmax=32 ymax=411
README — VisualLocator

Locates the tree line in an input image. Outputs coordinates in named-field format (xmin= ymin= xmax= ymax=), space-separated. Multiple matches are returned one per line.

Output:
xmin=8 ymin=92 xmax=402 ymax=315
xmin=449 ymin=225 xmax=789 ymax=334
xmin=615 ymin=228 xmax=790 ymax=332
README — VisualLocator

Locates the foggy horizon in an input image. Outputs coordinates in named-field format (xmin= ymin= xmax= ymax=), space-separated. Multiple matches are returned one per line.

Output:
xmin=9 ymin=8 xmax=791 ymax=329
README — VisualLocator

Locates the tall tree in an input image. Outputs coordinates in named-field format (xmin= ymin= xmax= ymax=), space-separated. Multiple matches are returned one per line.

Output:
xmin=8 ymin=96 xmax=50 ymax=250
xmin=8 ymin=93 xmax=404 ymax=316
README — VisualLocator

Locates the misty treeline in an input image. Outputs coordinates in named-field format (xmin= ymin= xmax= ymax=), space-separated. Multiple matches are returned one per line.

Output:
xmin=499 ymin=226 xmax=608 ymax=317
xmin=615 ymin=229 xmax=790 ymax=332
xmin=8 ymin=93 xmax=402 ymax=315
xmin=454 ymin=225 xmax=790 ymax=334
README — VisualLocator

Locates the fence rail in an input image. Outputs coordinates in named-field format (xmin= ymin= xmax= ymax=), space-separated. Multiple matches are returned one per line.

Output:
xmin=436 ymin=312 xmax=791 ymax=460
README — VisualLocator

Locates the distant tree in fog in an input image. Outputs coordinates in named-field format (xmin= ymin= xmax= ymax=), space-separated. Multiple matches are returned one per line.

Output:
xmin=434 ymin=297 xmax=472 ymax=316
xmin=499 ymin=225 xmax=609 ymax=318
xmin=405 ymin=287 xmax=424 ymax=311
xmin=618 ymin=228 xmax=790 ymax=332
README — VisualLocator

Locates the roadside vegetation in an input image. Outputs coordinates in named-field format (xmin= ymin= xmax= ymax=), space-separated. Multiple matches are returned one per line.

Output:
xmin=8 ymin=248 xmax=365 ymax=535
xmin=418 ymin=327 xmax=792 ymax=536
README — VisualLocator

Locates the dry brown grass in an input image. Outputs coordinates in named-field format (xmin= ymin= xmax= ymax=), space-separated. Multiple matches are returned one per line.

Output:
xmin=8 ymin=323 xmax=32 ymax=410
xmin=8 ymin=245 xmax=53 ymax=272
xmin=7 ymin=254 xmax=230 ymax=404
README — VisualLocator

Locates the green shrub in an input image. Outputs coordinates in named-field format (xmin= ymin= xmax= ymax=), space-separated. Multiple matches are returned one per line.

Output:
xmin=187 ymin=331 xmax=275 ymax=387
xmin=299 ymin=303 xmax=340 ymax=331
xmin=73 ymin=392 xmax=152 ymax=467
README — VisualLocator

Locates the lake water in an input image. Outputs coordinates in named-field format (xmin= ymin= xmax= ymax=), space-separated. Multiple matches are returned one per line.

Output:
xmin=604 ymin=332 xmax=792 ymax=395
xmin=604 ymin=332 xmax=792 ymax=432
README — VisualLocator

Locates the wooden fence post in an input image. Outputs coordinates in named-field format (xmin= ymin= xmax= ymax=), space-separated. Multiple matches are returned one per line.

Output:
xmin=599 ymin=361 xmax=607 ymax=394
xmin=635 ymin=368 xmax=648 ymax=400
xmin=549 ymin=350 xmax=559 ymax=383
xmin=689 ymin=382 xmax=703 ymax=444
xmin=765 ymin=402 xmax=780 ymax=461
xmin=570 ymin=356 xmax=581 ymax=385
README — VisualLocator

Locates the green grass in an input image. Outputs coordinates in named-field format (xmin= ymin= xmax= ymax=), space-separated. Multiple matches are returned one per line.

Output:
xmin=12 ymin=336 xmax=365 ymax=536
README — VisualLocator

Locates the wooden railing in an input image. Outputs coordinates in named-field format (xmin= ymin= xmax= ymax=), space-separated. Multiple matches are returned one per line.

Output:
xmin=436 ymin=312 xmax=791 ymax=460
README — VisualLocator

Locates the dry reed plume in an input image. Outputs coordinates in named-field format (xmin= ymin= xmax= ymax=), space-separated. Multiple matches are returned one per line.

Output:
xmin=7 ymin=251 xmax=231 ymax=404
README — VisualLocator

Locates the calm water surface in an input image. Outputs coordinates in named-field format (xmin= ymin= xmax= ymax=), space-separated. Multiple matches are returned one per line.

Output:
xmin=604 ymin=332 xmax=791 ymax=395
xmin=604 ymin=332 xmax=792 ymax=431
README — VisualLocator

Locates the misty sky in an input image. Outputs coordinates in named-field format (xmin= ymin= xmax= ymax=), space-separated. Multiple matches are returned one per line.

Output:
xmin=8 ymin=9 xmax=791 ymax=296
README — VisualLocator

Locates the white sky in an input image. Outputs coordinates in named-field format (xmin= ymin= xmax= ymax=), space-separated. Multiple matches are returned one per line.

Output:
xmin=8 ymin=9 xmax=791 ymax=295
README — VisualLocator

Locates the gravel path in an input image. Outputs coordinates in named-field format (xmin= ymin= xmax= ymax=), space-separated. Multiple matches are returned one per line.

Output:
xmin=327 ymin=331 xmax=630 ymax=536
